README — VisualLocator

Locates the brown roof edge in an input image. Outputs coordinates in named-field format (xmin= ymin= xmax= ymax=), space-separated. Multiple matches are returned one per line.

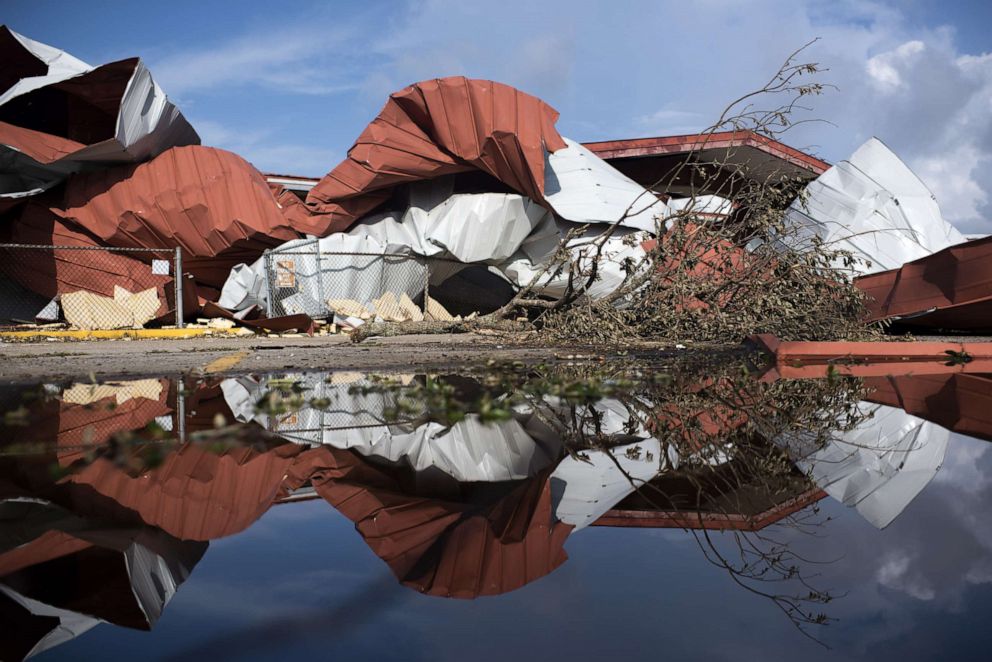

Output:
xmin=263 ymin=173 xmax=321 ymax=184
xmin=591 ymin=487 xmax=828 ymax=531
xmin=582 ymin=130 xmax=830 ymax=175
xmin=264 ymin=130 xmax=831 ymax=185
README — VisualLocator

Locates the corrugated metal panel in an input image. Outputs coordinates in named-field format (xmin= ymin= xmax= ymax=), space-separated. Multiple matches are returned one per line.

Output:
xmin=294 ymin=445 xmax=573 ymax=598
xmin=63 ymin=443 xmax=305 ymax=541
xmin=56 ymin=146 xmax=319 ymax=287
xmin=306 ymin=77 xmax=568 ymax=233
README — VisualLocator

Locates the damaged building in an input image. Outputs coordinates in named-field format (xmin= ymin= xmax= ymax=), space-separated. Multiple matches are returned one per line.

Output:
xmin=0 ymin=25 xmax=987 ymax=334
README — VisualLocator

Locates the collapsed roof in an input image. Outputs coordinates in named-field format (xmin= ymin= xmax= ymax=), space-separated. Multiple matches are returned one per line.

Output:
xmin=0 ymin=25 xmax=987 ymax=333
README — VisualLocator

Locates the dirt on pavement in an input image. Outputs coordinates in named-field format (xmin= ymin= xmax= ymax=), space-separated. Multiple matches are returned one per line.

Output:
xmin=0 ymin=333 xmax=688 ymax=383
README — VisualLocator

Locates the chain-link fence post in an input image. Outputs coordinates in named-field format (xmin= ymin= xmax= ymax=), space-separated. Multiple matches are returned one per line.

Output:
xmin=316 ymin=241 xmax=326 ymax=316
xmin=177 ymin=380 xmax=187 ymax=443
xmin=173 ymin=247 xmax=184 ymax=329
xmin=423 ymin=258 xmax=430 ymax=316
xmin=263 ymin=249 xmax=274 ymax=318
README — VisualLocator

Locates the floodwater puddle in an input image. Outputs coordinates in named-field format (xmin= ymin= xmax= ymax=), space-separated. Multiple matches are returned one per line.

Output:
xmin=2 ymin=360 xmax=991 ymax=660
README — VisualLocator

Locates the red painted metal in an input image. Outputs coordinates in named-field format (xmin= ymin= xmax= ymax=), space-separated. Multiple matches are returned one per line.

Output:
xmin=856 ymin=235 xmax=992 ymax=331
xmin=749 ymin=334 xmax=992 ymax=363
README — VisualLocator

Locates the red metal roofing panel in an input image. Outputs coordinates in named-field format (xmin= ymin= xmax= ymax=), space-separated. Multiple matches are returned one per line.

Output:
xmin=291 ymin=445 xmax=572 ymax=598
xmin=61 ymin=442 xmax=306 ymax=542
xmin=305 ymin=77 xmax=568 ymax=233
xmin=855 ymin=235 xmax=992 ymax=331
xmin=55 ymin=146 xmax=327 ymax=287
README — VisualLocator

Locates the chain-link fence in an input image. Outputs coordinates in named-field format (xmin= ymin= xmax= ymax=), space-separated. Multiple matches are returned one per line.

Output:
xmin=262 ymin=240 xmax=431 ymax=321
xmin=0 ymin=244 xmax=184 ymax=330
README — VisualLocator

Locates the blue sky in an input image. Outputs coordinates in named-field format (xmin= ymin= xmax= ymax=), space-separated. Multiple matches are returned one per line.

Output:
xmin=4 ymin=0 xmax=992 ymax=231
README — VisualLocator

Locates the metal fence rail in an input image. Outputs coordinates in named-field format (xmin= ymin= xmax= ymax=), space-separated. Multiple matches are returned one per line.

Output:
xmin=0 ymin=244 xmax=183 ymax=330
xmin=262 ymin=241 xmax=431 ymax=320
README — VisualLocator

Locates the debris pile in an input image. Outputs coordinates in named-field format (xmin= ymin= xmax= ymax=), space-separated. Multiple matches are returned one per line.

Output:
xmin=1 ymin=25 xmax=988 ymax=337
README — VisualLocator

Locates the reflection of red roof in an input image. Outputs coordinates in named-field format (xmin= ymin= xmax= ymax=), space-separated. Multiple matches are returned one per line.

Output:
xmin=864 ymin=373 xmax=992 ymax=443
xmin=63 ymin=443 xmax=305 ymax=541
xmin=292 ymin=446 xmax=573 ymax=598
xmin=55 ymin=380 xmax=172 ymax=465
xmin=594 ymin=486 xmax=826 ymax=531
xmin=749 ymin=340 xmax=992 ymax=440
xmin=750 ymin=334 xmax=992 ymax=380
xmin=0 ymin=526 xmax=206 ymax=644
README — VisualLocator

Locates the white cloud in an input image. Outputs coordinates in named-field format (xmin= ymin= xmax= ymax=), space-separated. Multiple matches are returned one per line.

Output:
xmin=877 ymin=551 xmax=937 ymax=600
xmin=866 ymin=40 xmax=925 ymax=91
xmin=912 ymin=145 xmax=990 ymax=226
xmin=151 ymin=24 xmax=366 ymax=97
xmin=847 ymin=37 xmax=992 ymax=232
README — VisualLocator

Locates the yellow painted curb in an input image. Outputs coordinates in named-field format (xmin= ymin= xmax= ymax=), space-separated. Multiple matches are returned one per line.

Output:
xmin=0 ymin=328 xmax=251 ymax=341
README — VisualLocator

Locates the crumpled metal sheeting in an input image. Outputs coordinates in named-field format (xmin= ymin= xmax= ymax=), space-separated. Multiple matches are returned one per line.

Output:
xmin=305 ymin=76 xmax=568 ymax=233
xmin=0 ymin=124 xmax=81 ymax=213
xmin=338 ymin=190 xmax=555 ymax=264
xmin=407 ymin=192 xmax=554 ymax=263
xmin=0 ymin=25 xmax=91 ymax=104
xmin=499 ymin=223 xmax=651 ymax=301
xmin=782 ymin=137 xmax=965 ymax=276
xmin=219 ymin=190 xmax=557 ymax=313
xmin=0 ymin=121 xmax=85 ymax=168
xmin=0 ymin=27 xmax=198 ymax=202
xmin=105 ymin=61 xmax=197 ymax=162
xmin=222 ymin=374 xmax=562 ymax=484
xmin=775 ymin=403 xmax=949 ymax=529
xmin=56 ymin=146 xmax=315 ymax=287
xmin=0 ymin=27 xmax=198 ymax=161
xmin=217 ymin=263 xmax=268 ymax=312
xmin=545 ymin=138 xmax=668 ymax=232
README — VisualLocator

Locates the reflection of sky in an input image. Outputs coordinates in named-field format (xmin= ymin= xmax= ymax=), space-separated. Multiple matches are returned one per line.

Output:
xmin=37 ymin=433 xmax=992 ymax=661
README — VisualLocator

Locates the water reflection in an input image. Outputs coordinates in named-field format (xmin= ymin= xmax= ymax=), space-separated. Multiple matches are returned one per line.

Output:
xmin=0 ymin=362 xmax=988 ymax=658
